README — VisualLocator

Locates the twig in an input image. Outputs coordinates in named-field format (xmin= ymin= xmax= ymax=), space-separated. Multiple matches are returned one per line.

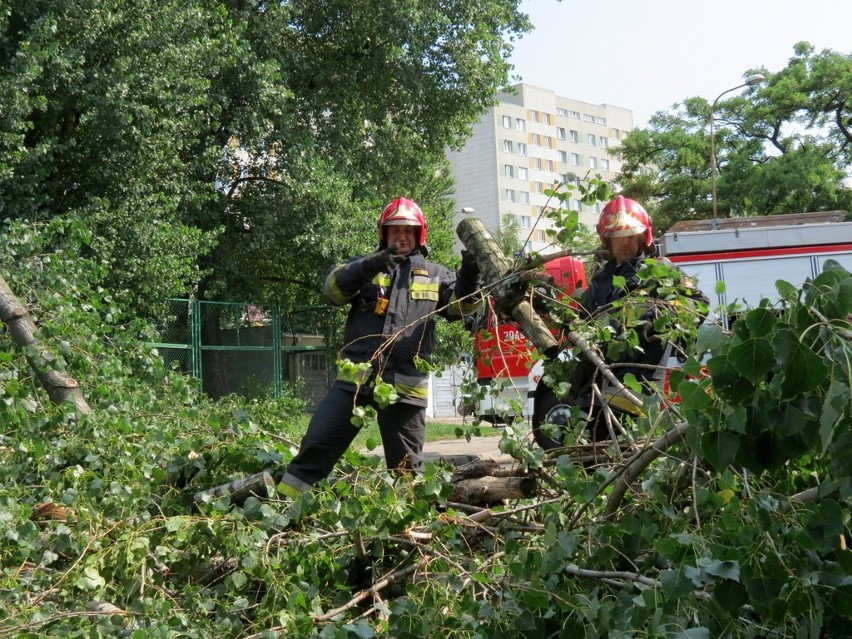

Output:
xmin=604 ymin=422 xmax=689 ymax=517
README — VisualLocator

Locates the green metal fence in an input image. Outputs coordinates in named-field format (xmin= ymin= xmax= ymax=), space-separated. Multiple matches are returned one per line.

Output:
xmin=151 ymin=299 xmax=335 ymax=408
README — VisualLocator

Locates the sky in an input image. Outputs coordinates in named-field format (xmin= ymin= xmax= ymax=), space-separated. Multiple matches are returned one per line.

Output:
xmin=508 ymin=0 xmax=852 ymax=128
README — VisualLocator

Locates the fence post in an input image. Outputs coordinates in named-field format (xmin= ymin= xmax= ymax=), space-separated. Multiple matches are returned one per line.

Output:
xmin=272 ymin=304 xmax=282 ymax=398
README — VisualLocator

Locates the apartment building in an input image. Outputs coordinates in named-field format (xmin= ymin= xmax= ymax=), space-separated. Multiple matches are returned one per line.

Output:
xmin=447 ymin=83 xmax=633 ymax=254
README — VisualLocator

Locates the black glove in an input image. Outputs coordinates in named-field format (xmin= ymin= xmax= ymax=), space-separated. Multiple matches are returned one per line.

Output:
xmin=458 ymin=250 xmax=480 ymax=281
xmin=361 ymin=244 xmax=406 ymax=278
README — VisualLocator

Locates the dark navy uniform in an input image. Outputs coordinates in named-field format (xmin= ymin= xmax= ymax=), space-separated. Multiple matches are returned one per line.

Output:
xmin=279 ymin=247 xmax=480 ymax=495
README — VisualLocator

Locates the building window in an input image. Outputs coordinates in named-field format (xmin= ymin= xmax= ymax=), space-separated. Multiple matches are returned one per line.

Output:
xmin=519 ymin=191 xmax=529 ymax=204
xmin=613 ymin=151 xmax=621 ymax=162
xmin=568 ymin=110 xmax=580 ymax=119
xmin=520 ymin=215 xmax=531 ymax=229
xmin=558 ymin=150 xmax=567 ymax=163
xmin=556 ymin=127 xmax=566 ymax=140
xmin=529 ymin=109 xmax=539 ymax=122
xmin=517 ymin=142 xmax=527 ymax=156
xmin=535 ymin=181 xmax=544 ymax=193
xmin=532 ymin=157 xmax=542 ymax=170
xmin=531 ymin=133 xmax=541 ymax=146
xmin=570 ymin=153 xmax=580 ymax=166
xmin=599 ymin=136 xmax=608 ymax=148
xmin=612 ymin=128 xmax=620 ymax=140
xmin=516 ymin=118 xmax=525 ymax=131
xmin=583 ymin=114 xmax=594 ymax=122
xmin=587 ymin=134 xmax=596 ymax=146
xmin=502 ymin=115 xmax=512 ymax=128
xmin=570 ymin=130 xmax=579 ymax=143
xmin=542 ymin=113 xmax=551 ymax=125
xmin=518 ymin=166 xmax=528 ymax=180
xmin=600 ymin=158 xmax=610 ymax=170
xmin=543 ymin=136 xmax=552 ymax=149
xmin=556 ymin=107 xmax=568 ymax=116
xmin=589 ymin=157 xmax=597 ymax=169
xmin=503 ymin=140 xmax=513 ymax=153
xmin=504 ymin=164 xmax=514 ymax=178
xmin=538 ymin=230 xmax=546 ymax=242
xmin=595 ymin=116 xmax=607 ymax=125
xmin=505 ymin=189 xmax=515 ymax=202
xmin=545 ymin=159 xmax=553 ymax=171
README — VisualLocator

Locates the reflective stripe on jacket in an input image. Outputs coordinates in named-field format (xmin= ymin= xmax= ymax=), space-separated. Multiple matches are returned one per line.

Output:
xmin=323 ymin=250 xmax=481 ymax=406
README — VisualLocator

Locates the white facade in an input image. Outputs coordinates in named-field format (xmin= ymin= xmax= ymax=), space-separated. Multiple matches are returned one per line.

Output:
xmin=447 ymin=83 xmax=634 ymax=254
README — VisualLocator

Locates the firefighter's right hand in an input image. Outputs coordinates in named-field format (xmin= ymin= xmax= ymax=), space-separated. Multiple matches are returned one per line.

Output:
xmin=361 ymin=244 xmax=406 ymax=278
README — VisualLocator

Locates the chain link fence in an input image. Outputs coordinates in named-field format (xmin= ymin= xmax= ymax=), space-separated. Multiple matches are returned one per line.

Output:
xmin=151 ymin=299 xmax=337 ymax=408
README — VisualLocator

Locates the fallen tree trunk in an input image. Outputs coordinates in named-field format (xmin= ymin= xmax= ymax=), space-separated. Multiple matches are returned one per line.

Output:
xmin=451 ymin=476 xmax=538 ymax=505
xmin=457 ymin=217 xmax=558 ymax=358
xmin=192 ymin=471 xmax=276 ymax=506
xmin=0 ymin=274 xmax=92 ymax=417
xmin=196 ymin=464 xmax=538 ymax=508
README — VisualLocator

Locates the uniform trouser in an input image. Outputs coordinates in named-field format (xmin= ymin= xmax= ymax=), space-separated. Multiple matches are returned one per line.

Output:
xmin=278 ymin=382 xmax=426 ymax=495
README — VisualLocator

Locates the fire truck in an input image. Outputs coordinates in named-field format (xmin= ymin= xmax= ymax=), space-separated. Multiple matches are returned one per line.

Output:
xmin=467 ymin=210 xmax=852 ymax=427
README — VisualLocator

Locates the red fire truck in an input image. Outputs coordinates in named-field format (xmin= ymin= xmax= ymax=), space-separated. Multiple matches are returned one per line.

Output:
xmin=470 ymin=254 xmax=587 ymax=423
xmin=468 ymin=211 xmax=852 ymax=429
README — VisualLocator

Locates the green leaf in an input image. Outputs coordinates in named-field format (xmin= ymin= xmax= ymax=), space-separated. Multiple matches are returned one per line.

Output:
xmin=700 ymin=430 xmax=739 ymax=471
xmin=701 ymin=559 xmax=740 ymax=582
xmin=678 ymin=380 xmax=710 ymax=410
xmin=706 ymin=354 xmax=755 ymax=404
xmin=743 ymin=307 xmax=777 ymax=337
xmin=820 ymin=381 xmax=849 ymax=451
xmin=75 ymin=566 xmax=106 ymax=591
xmin=771 ymin=328 xmax=828 ymax=397
xmin=726 ymin=338 xmax=775 ymax=385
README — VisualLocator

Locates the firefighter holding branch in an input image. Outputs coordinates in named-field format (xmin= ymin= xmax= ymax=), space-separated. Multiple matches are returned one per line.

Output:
xmin=278 ymin=198 xmax=482 ymax=497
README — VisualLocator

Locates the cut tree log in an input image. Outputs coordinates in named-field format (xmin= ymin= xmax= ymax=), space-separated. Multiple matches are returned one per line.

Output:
xmin=456 ymin=217 xmax=558 ymax=358
xmin=195 ymin=464 xmax=538 ymax=508
xmin=450 ymin=476 xmax=538 ymax=505
xmin=0 ymin=273 xmax=92 ymax=417
xmin=192 ymin=471 xmax=276 ymax=506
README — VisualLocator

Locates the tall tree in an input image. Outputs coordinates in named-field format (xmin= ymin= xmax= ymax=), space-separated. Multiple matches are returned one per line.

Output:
xmin=616 ymin=43 xmax=852 ymax=232
xmin=0 ymin=0 xmax=531 ymax=311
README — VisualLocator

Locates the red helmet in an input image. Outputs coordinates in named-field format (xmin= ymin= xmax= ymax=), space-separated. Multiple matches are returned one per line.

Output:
xmin=596 ymin=195 xmax=653 ymax=248
xmin=378 ymin=197 xmax=427 ymax=246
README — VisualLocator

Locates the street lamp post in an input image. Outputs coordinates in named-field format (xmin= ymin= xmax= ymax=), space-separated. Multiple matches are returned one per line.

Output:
xmin=710 ymin=74 xmax=766 ymax=227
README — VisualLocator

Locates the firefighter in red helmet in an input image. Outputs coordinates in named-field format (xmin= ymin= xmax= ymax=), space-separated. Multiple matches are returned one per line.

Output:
xmin=533 ymin=195 xmax=707 ymax=448
xmin=278 ymin=198 xmax=482 ymax=499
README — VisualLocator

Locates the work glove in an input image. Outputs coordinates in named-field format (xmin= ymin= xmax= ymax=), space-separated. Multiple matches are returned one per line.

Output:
xmin=458 ymin=250 xmax=480 ymax=282
xmin=361 ymin=244 xmax=406 ymax=278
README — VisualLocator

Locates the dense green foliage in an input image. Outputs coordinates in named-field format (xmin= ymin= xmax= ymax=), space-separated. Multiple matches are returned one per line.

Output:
xmin=0 ymin=0 xmax=531 ymax=313
xmin=2 ymin=205 xmax=850 ymax=637
xmin=616 ymin=43 xmax=852 ymax=231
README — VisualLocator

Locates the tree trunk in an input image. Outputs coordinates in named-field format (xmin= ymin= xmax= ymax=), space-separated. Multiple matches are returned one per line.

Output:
xmin=450 ymin=476 xmax=538 ymax=505
xmin=192 ymin=471 xmax=276 ymax=505
xmin=456 ymin=217 xmax=558 ymax=358
xmin=0 ymin=274 xmax=92 ymax=417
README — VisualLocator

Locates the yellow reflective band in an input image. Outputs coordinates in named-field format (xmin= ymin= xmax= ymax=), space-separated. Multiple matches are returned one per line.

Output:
xmin=324 ymin=265 xmax=353 ymax=305
xmin=410 ymin=280 xmax=440 ymax=302
xmin=448 ymin=294 xmax=483 ymax=317
xmin=394 ymin=373 xmax=429 ymax=400
xmin=374 ymin=274 xmax=392 ymax=286
xmin=395 ymin=382 xmax=429 ymax=400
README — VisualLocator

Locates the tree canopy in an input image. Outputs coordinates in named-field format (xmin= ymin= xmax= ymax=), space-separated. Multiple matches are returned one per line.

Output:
xmin=0 ymin=0 xmax=531 ymax=311
xmin=616 ymin=43 xmax=852 ymax=232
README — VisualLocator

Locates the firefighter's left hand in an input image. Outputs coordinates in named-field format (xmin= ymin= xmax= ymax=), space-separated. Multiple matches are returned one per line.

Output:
xmin=459 ymin=250 xmax=480 ymax=281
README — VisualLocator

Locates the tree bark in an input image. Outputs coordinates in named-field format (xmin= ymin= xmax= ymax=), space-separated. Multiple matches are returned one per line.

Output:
xmin=0 ymin=274 xmax=92 ymax=417
xmin=450 ymin=475 xmax=538 ymax=505
xmin=456 ymin=217 xmax=558 ymax=358
xmin=192 ymin=471 xmax=277 ymax=505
